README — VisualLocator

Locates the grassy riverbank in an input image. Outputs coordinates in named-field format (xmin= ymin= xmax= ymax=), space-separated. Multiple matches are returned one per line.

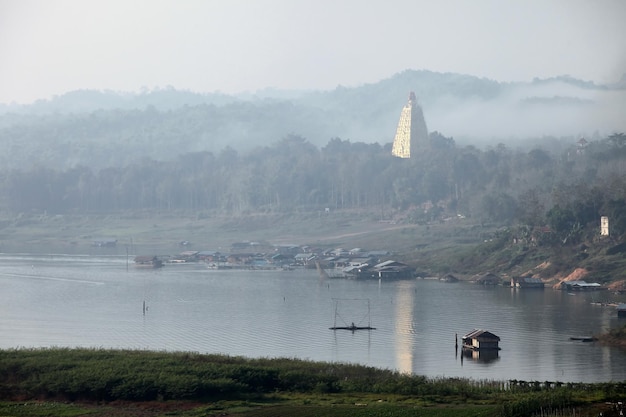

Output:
xmin=0 ymin=348 xmax=625 ymax=417
xmin=0 ymin=210 xmax=425 ymax=254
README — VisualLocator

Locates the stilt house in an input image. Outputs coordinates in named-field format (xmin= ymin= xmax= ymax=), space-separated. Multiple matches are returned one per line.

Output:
xmin=462 ymin=329 xmax=501 ymax=350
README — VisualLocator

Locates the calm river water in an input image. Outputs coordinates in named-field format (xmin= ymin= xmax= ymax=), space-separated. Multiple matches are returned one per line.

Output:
xmin=1 ymin=253 xmax=625 ymax=383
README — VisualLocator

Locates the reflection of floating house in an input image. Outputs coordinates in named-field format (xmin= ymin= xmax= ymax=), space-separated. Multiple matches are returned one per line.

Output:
xmin=511 ymin=276 xmax=545 ymax=289
xmin=462 ymin=329 xmax=501 ymax=351
xmin=134 ymin=256 xmax=163 ymax=269
xmin=560 ymin=280 xmax=604 ymax=291
xmin=618 ymin=304 xmax=626 ymax=318
xmin=462 ymin=347 xmax=500 ymax=363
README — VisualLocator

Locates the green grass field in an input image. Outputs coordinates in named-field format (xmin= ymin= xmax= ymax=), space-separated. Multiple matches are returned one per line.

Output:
xmin=0 ymin=348 xmax=624 ymax=417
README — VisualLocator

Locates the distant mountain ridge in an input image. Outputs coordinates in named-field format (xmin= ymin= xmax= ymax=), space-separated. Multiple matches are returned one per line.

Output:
xmin=1 ymin=69 xmax=620 ymax=115
xmin=0 ymin=69 xmax=624 ymax=171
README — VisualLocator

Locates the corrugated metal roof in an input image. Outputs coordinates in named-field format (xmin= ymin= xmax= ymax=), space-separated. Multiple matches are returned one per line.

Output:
xmin=463 ymin=329 xmax=500 ymax=341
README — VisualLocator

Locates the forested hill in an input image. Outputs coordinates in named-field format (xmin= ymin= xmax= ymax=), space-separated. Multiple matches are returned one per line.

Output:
xmin=1 ymin=66 xmax=626 ymax=283
xmin=0 ymin=70 xmax=624 ymax=171
xmin=2 ymin=131 xmax=626 ymax=284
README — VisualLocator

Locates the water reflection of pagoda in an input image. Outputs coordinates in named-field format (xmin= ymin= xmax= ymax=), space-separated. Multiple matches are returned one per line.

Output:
xmin=391 ymin=92 xmax=429 ymax=158
xmin=394 ymin=281 xmax=415 ymax=373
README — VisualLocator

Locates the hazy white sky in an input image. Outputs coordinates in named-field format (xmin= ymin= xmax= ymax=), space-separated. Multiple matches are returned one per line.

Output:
xmin=1 ymin=0 xmax=625 ymax=104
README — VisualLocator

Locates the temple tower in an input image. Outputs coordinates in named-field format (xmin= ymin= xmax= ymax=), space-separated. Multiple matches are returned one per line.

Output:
xmin=601 ymin=216 xmax=609 ymax=236
xmin=391 ymin=92 xmax=429 ymax=158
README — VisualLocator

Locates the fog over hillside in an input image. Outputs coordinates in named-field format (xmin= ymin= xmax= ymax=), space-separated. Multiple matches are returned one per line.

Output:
xmin=429 ymin=79 xmax=626 ymax=142
xmin=0 ymin=70 xmax=624 ymax=170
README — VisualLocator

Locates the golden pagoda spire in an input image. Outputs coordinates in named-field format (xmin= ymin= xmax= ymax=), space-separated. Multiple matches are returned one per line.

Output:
xmin=391 ymin=92 xmax=428 ymax=158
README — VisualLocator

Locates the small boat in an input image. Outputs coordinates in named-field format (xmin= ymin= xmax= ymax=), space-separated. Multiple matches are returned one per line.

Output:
xmin=569 ymin=336 xmax=597 ymax=342
xmin=330 ymin=322 xmax=376 ymax=331
xmin=329 ymin=298 xmax=376 ymax=331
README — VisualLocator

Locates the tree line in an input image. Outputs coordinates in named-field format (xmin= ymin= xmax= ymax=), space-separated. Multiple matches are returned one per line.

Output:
xmin=2 ymin=133 xmax=626 ymax=240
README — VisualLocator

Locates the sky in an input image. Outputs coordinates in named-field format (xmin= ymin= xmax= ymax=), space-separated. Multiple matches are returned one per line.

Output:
xmin=1 ymin=0 xmax=626 ymax=104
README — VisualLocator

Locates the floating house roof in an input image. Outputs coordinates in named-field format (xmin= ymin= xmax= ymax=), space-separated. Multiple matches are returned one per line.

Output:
xmin=374 ymin=260 xmax=407 ymax=268
xmin=463 ymin=329 xmax=500 ymax=341
xmin=561 ymin=280 xmax=602 ymax=289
